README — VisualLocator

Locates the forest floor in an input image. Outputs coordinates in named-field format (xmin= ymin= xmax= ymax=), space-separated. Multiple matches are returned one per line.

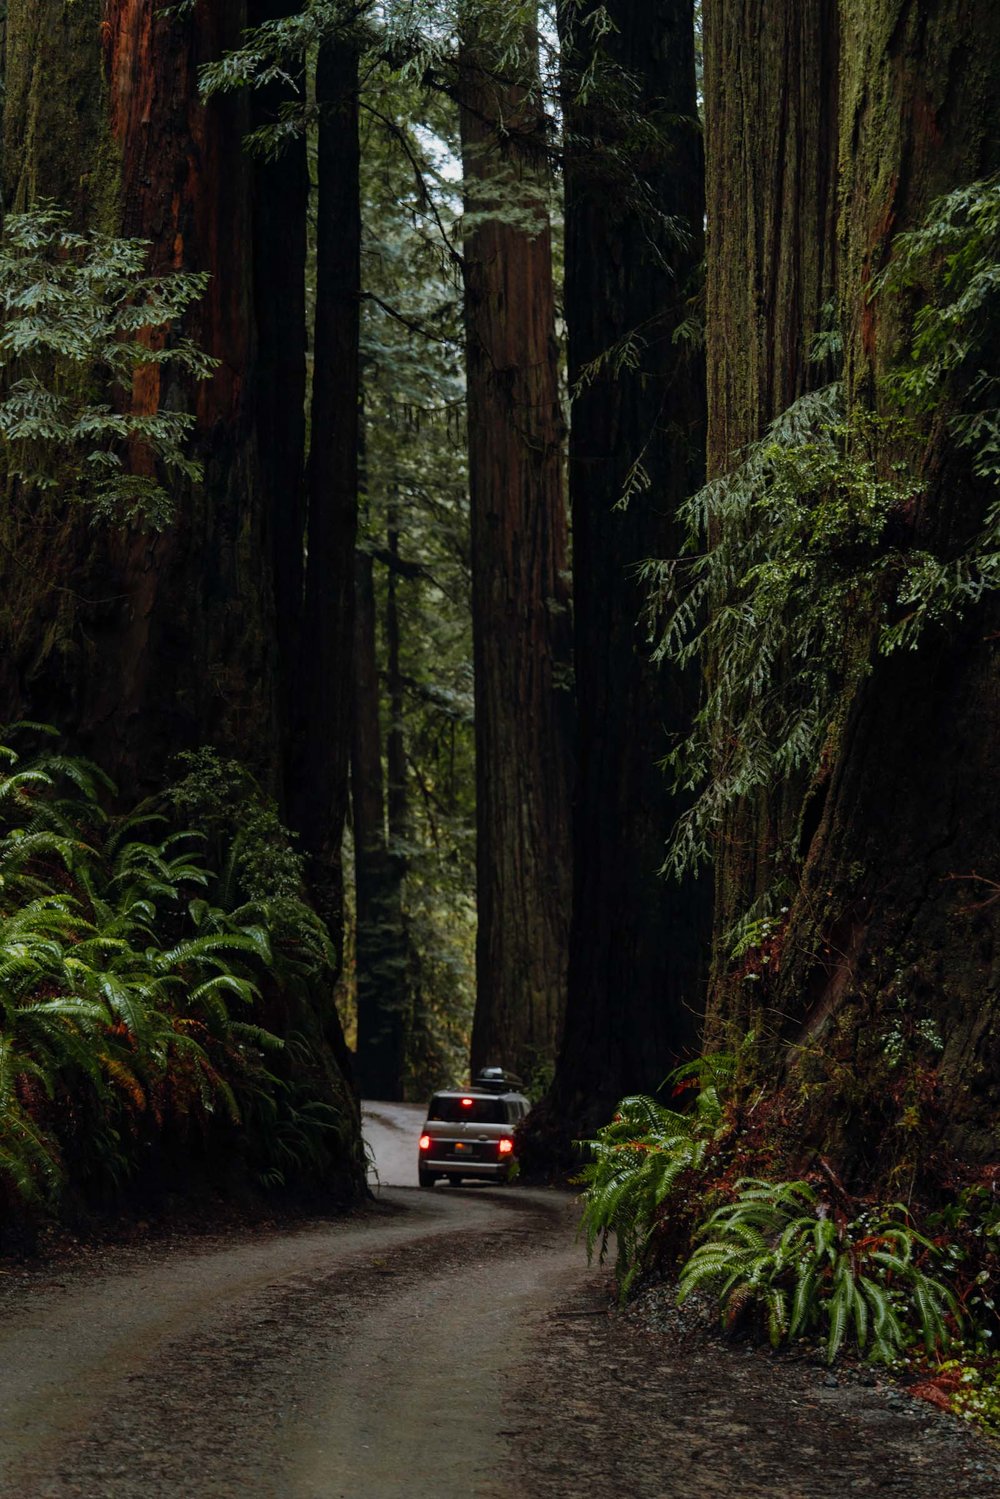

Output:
xmin=0 ymin=1103 xmax=995 ymax=1498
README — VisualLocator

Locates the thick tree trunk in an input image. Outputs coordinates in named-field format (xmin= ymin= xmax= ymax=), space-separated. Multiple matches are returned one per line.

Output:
xmin=248 ymin=0 xmax=309 ymax=772
xmin=701 ymin=0 xmax=840 ymax=1027
xmin=769 ymin=0 xmax=1000 ymax=1172
xmin=352 ymin=547 xmax=408 ymax=1099
xmin=703 ymin=0 xmax=839 ymax=477
xmin=3 ymin=0 xmax=120 ymax=227
xmin=1 ymin=0 xmax=363 ymax=1194
xmin=531 ymin=0 xmax=707 ymax=1152
xmin=460 ymin=21 xmax=573 ymax=1081
xmin=1 ymin=0 xmax=282 ymax=795
xmin=289 ymin=39 xmax=361 ymax=954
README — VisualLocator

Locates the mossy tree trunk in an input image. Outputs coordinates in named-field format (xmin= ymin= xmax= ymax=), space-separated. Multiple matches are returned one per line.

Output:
xmin=530 ymin=0 xmax=707 ymax=1154
xmin=767 ymin=0 xmax=1000 ymax=1173
xmin=460 ymin=16 xmax=573 ymax=1082
xmin=701 ymin=0 xmax=841 ymax=1032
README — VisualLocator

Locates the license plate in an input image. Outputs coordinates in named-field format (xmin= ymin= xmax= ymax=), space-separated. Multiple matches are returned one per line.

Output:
xmin=454 ymin=1142 xmax=471 ymax=1152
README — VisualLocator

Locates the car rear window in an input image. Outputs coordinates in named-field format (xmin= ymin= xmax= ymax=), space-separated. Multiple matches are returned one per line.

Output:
xmin=427 ymin=1095 xmax=506 ymax=1124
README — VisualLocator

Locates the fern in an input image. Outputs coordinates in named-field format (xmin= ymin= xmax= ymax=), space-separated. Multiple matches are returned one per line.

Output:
xmin=679 ymin=1179 xmax=960 ymax=1363
xmin=0 ymin=725 xmax=349 ymax=1215
xmin=578 ymin=1058 xmax=733 ymax=1301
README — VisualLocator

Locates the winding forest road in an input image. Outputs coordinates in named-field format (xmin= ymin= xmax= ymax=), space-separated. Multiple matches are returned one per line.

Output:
xmin=0 ymin=1104 xmax=997 ymax=1498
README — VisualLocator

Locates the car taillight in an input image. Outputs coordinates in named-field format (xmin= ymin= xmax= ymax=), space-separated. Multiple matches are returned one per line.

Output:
xmin=461 ymin=1097 xmax=473 ymax=1108
xmin=419 ymin=1134 xmax=431 ymax=1151
xmin=498 ymin=1137 xmax=514 ymax=1155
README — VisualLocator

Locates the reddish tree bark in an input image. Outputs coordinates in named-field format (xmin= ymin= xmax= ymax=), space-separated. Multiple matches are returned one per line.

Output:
xmin=1 ymin=0 xmax=282 ymax=794
xmin=0 ymin=1 xmax=363 ymax=1195
xmin=459 ymin=18 xmax=573 ymax=1081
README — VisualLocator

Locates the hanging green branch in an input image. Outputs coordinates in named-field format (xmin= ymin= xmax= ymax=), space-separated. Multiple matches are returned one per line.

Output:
xmin=0 ymin=206 xmax=217 ymax=528
xmin=649 ymin=180 xmax=1000 ymax=879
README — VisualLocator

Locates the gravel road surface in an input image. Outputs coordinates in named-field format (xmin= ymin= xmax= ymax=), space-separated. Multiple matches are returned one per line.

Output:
xmin=0 ymin=1100 xmax=997 ymax=1497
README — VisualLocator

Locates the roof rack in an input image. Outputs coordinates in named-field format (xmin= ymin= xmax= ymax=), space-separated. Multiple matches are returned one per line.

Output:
xmin=473 ymin=1067 xmax=524 ymax=1094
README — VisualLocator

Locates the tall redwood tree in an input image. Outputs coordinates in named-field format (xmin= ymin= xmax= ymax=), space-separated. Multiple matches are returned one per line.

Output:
xmin=459 ymin=12 xmax=573 ymax=1081
xmin=764 ymin=0 xmax=1000 ymax=1168
xmin=701 ymin=0 xmax=841 ymax=1030
xmin=288 ymin=37 xmax=362 ymax=950
xmin=0 ymin=0 xmax=362 ymax=1185
xmin=529 ymin=0 xmax=707 ymax=1157
xmin=1 ymin=0 xmax=282 ymax=794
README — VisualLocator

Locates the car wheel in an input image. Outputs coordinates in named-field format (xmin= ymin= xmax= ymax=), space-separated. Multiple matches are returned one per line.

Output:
xmin=418 ymin=1169 xmax=435 ymax=1188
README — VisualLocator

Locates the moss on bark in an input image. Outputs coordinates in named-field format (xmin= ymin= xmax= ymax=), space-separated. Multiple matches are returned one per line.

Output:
xmin=701 ymin=0 xmax=841 ymax=1034
xmin=4 ymin=0 xmax=120 ymax=227
xmin=768 ymin=0 xmax=1000 ymax=1174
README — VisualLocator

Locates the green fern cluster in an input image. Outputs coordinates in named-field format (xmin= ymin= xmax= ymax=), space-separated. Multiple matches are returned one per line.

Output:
xmin=0 ymin=727 xmax=354 ymax=1221
xmin=679 ymin=1178 xmax=959 ymax=1364
xmin=578 ymin=1055 xmax=733 ymax=1300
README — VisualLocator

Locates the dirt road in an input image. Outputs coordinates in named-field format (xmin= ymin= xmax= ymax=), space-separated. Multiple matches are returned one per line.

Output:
xmin=0 ymin=1103 xmax=997 ymax=1498
xmin=0 ymin=1104 xmax=583 ymax=1498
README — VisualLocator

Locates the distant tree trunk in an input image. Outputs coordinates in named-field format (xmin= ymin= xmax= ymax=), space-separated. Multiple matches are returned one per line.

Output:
xmin=385 ymin=515 xmax=408 ymax=853
xmin=701 ymin=0 xmax=840 ymax=1028
xmin=288 ymin=38 xmax=361 ymax=954
xmin=352 ymin=546 xmax=408 ymax=1099
xmin=460 ymin=16 xmax=573 ymax=1082
xmin=248 ymin=0 xmax=309 ymax=771
xmin=0 ymin=0 xmax=283 ymax=795
xmin=525 ymin=0 xmax=706 ymax=1159
xmin=768 ymin=0 xmax=1000 ymax=1171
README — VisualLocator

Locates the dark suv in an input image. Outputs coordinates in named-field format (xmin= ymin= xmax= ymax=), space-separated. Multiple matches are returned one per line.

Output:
xmin=418 ymin=1071 xmax=529 ymax=1187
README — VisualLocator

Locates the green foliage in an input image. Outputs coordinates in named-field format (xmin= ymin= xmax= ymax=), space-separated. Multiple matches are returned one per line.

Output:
xmin=678 ymin=1179 xmax=959 ymax=1364
xmin=167 ymin=748 xmax=311 ymax=904
xmin=355 ymin=63 xmax=477 ymax=1093
xmin=949 ymin=1359 xmax=1000 ymax=1436
xmin=646 ymin=385 xmax=921 ymax=875
xmin=928 ymin=1178 xmax=1000 ymax=1349
xmin=196 ymin=1 xmax=575 ymax=1092
xmin=0 ymin=729 xmax=354 ymax=1220
xmin=877 ymin=176 xmax=1000 ymax=478
xmin=0 ymin=207 xmax=216 ymax=526
xmin=650 ymin=179 xmax=1000 ymax=879
xmin=577 ymin=1056 xmax=733 ymax=1300
xmin=578 ymin=1055 xmax=987 ymax=1371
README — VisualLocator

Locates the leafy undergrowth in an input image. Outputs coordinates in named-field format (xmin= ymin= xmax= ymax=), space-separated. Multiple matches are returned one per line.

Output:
xmin=0 ymin=727 xmax=364 ymax=1244
xmin=578 ymin=1048 xmax=1000 ymax=1437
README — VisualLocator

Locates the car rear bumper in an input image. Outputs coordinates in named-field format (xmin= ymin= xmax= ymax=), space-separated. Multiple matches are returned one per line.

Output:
xmin=423 ymin=1157 xmax=510 ymax=1179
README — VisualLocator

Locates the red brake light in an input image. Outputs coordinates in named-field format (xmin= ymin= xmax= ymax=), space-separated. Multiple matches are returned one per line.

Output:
xmin=498 ymin=1137 xmax=514 ymax=1155
xmin=461 ymin=1097 xmax=474 ymax=1107
xmin=419 ymin=1134 xmax=431 ymax=1151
